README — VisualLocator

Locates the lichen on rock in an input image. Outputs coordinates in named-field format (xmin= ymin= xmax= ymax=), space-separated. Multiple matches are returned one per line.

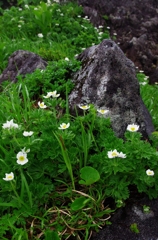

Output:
xmin=69 ymin=39 xmax=154 ymax=138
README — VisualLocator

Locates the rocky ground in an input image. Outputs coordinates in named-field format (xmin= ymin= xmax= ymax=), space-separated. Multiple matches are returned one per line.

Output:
xmin=91 ymin=193 xmax=158 ymax=240
xmin=77 ymin=0 xmax=158 ymax=84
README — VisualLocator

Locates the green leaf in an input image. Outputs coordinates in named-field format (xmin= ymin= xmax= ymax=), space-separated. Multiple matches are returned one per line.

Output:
xmin=79 ymin=166 xmax=100 ymax=185
xmin=44 ymin=230 xmax=60 ymax=240
xmin=70 ymin=197 xmax=90 ymax=211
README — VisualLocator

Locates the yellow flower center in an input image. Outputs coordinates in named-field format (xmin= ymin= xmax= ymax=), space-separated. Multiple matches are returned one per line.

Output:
xmin=82 ymin=106 xmax=88 ymax=109
xmin=8 ymin=175 xmax=13 ymax=179
xmin=19 ymin=156 xmax=25 ymax=161
xmin=62 ymin=124 xmax=67 ymax=129
xmin=131 ymin=127 xmax=135 ymax=131
xmin=112 ymin=152 xmax=118 ymax=157
xmin=100 ymin=110 xmax=105 ymax=114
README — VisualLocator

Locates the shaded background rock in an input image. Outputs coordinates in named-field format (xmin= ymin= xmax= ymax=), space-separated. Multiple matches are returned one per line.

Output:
xmin=76 ymin=0 xmax=158 ymax=84
xmin=0 ymin=50 xmax=47 ymax=83
xmin=69 ymin=39 xmax=154 ymax=138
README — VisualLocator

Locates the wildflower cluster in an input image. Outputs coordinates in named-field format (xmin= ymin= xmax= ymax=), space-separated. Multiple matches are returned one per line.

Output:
xmin=78 ymin=104 xmax=110 ymax=115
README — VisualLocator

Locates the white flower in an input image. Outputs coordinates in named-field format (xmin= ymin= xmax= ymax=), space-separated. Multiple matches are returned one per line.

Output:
xmin=107 ymin=149 xmax=119 ymax=158
xmin=54 ymin=0 xmax=60 ymax=2
xmin=3 ymin=172 xmax=14 ymax=181
xmin=113 ymin=32 xmax=117 ymax=35
xmin=107 ymin=26 xmax=110 ymax=29
xmin=118 ymin=152 xmax=126 ymax=158
xmin=16 ymin=151 xmax=28 ymax=165
xmin=25 ymin=4 xmax=29 ymax=9
xmin=60 ymin=13 xmax=64 ymax=16
xmin=139 ymin=82 xmax=147 ymax=85
xmin=99 ymin=32 xmax=103 ymax=35
xmin=56 ymin=8 xmax=61 ymax=12
xmin=78 ymin=104 xmax=90 ymax=110
xmin=127 ymin=124 xmax=139 ymax=132
xmin=23 ymin=131 xmax=34 ymax=137
xmin=139 ymin=70 xmax=144 ymax=73
xmin=97 ymin=109 xmax=109 ymax=115
xmin=78 ymin=15 xmax=81 ymax=18
xmin=65 ymin=57 xmax=69 ymax=61
xmin=146 ymin=169 xmax=154 ymax=176
xmin=34 ymin=7 xmax=38 ymax=10
xmin=2 ymin=119 xmax=19 ymax=129
xmin=37 ymin=33 xmax=43 ymax=38
xmin=38 ymin=101 xmax=47 ymax=108
xmin=18 ymin=25 xmax=21 ymax=28
xmin=19 ymin=8 xmax=22 ymax=11
xmin=98 ymin=25 xmax=103 ymax=28
xmin=58 ymin=123 xmax=70 ymax=130
xmin=47 ymin=0 xmax=51 ymax=6
xmin=55 ymin=23 xmax=59 ymax=26
xmin=43 ymin=91 xmax=60 ymax=98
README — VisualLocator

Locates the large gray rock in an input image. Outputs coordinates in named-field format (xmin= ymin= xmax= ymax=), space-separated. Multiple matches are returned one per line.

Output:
xmin=69 ymin=39 xmax=154 ymax=138
xmin=0 ymin=50 xmax=47 ymax=83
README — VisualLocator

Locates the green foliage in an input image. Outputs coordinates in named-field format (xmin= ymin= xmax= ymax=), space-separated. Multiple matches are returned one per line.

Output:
xmin=0 ymin=1 xmax=106 ymax=72
xmin=79 ymin=166 xmax=100 ymax=185
xmin=70 ymin=196 xmax=91 ymax=211
xmin=143 ymin=205 xmax=150 ymax=213
xmin=0 ymin=1 xmax=158 ymax=239
xmin=137 ymin=73 xmax=158 ymax=130
xmin=22 ymin=58 xmax=80 ymax=100
xmin=130 ymin=223 xmax=140 ymax=234
xmin=44 ymin=230 xmax=60 ymax=240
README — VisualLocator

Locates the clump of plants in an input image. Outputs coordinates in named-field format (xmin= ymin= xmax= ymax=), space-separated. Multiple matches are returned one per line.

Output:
xmin=0 ymin=78 xmax=158 ymax=239
xmin=137 ymin=72 xmax=158 ymax=130
xmin=0 ymin=0 xmax=109 ymax=72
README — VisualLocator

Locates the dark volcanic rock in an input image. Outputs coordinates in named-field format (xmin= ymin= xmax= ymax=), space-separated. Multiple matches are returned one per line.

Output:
xmin=0 ymin=50 xmax=47 ymax=83
xmin=91 ymin=195 xmax=158 ymax=240
xmin=69 ymin=39 xmax=154 ymax=138
xmin=77 ymin=0 xmax=158 ymax=84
